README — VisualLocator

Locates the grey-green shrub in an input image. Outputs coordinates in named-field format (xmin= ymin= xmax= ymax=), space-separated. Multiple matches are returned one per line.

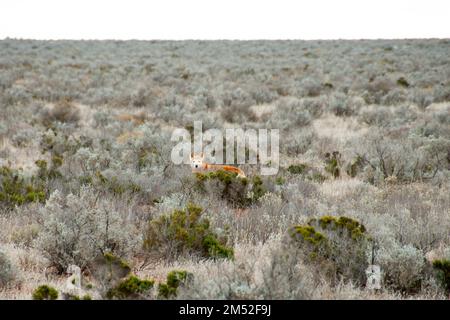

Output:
xmin=35 ymin=187 xmax=141 ymax=273
xmin=377 ymin=241 xmax=426 ymax=294
xmin=0 ymin=251 xmax=15 ymax=288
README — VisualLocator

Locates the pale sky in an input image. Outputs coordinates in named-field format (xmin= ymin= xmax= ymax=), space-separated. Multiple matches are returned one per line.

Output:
xmin=0 ymin=0 xmax=449 ymax=40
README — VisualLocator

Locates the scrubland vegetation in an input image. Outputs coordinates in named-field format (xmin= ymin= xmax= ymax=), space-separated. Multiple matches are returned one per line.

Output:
xmin=0 ymin=39 xmax=449 ymax=299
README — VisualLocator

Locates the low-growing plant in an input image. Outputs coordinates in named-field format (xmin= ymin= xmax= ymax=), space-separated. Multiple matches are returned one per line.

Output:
xmin=158 ymin=270 xmax=192 ymax=299
xmin=32 ymin=285 xmax=59 ymax=300
xmin=62 ymin=293 xmax=93 ymax=300
xmin=397 ymin=77 xmax=410 ymax=88
xmin=35 ymin=156 xmax=63 ymax=181
xmin=288 ymin=215 xmax=370 ymax=285
xmin=432 ymin=259 xmax=450 ymax=293
xmin=35 ymin=188 xmax=140 ymax=273
xmin=287 ymin=164 xmax=307 ymax=175
xmin=0 ymin=166 xmax=46 ymax=209
xmin=0 ymin=251 xmax=15 ymax=288
xmin=143 ymin=203 xmax=234 ymax=260
xmin=107 ymin=275 xmax=154 ymax=300
xmin=346 ymin=155 xmax=365 ymax=178
xmin=177 ymin=240 xmax=318 ymax=299
xmin=324 ymin=151 xmax=341 ymax=178
xmin=89 ymin=253 xmax=132 ymax=298
xmin=40 ymin=98 xmax=80 ymax=126
xmin=377 ymin=242 xmax=426 ymax=294
xmin=195 ymin=170 xmax=266 ymax=207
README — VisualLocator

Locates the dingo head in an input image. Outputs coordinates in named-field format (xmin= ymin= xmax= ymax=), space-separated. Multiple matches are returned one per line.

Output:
xmin=189 ymin=152 xmax=205 ymax=172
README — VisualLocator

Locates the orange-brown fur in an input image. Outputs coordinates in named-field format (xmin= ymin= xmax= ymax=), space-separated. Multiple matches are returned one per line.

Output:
xmin=190 ymin=153 xmax=246 ymax=178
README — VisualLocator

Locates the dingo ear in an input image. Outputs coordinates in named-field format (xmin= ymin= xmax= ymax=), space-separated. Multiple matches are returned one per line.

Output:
xmin=200 ymin=152 xmax=204 ymax=160
xmin=189 ymin=153 xmax=193 ymax=161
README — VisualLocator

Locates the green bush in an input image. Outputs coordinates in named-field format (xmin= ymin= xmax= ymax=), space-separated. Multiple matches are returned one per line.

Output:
xmin=144 ymin=203 xmax=234 ymax=260
xmin=158 ymin=270 xmax=192 ymax=299
xmin=397 ymin=77 xmax=410 ymax=88
xmin=32 ymin=285 xmax=59 ymax=300
xmin=287 ymin=164 xmax=307 ymax=175
xmin=289 ymin=215 xmax=370 ymax=285
xmin=432 ymin=259 xmax=450 ymax=293
xmin=324 ymin=152 xmax=341 ymax=178
xmin=35 ymin=156 xmax=63 ymax=181
xmin=87 ymin=253 xmax=148 ymax=299
xmin=0 ymin=166 xmax=46 ymax=209
xmin=63 ymin=293 xmax=92 ymax=300
xmin=107 ymin=275 xmax=154 ymax=300
xmin=195 ymin=170 xmax=266 ymax=207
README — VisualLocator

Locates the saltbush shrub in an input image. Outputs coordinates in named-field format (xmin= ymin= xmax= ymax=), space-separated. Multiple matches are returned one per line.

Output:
xmin=195 ymin=170 xmax=266 ymax=207
xmin=39 ymin=98 xmax=80 ymax=126
xmin=35 ymin=187 xmax=140 ymax=273
xmin=377 ymin=242 xmax=426 ymax=294
xmin=144 ymin=203 xmax=234 ymax=260
xmin=0 ymin=251 xmax=15 ymax=288
xmin=89 ymin=253 xmax=132 ymax=298
xmin=288 ymin=215 xmax=370 ymax=285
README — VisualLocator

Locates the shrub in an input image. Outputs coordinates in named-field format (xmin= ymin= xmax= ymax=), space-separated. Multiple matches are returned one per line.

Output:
xmin=107 ymin=275 xmax=154 ymax=300
xmin=288 ymin=215 xmax=370 ymax=285
xmin=35 ymin=156 xmax=63 ymax=181
xmin=410 ymin=89 xmax=434 ymax=110
xmin=158 ymin=270 xmax=192 ymax=299
xmin=95 ymin=171 xmax=142 ymax=196
xmin=346 ymin=155 xmax=365 ymax=178
xmin=177 ymin=240 xmax=318 ymax=299
xmin=377 ymin=242 xmax=426 ymax=294
xmin=324 ymin=151 xmax=341 ymax=178
xmin=299 ymin=78 xmax=322 ymax=97
xmin=195 ymin=170 xmax=266 ymax=207
xmin=353 ymin=133 xmax=450 ymax=184
xmin=397 ymin=77 xmax=410 ymax=88
xmin=143 ymin=203 xmax=234 ymax=260
xmin=327 ymin=92 xmax=356 ymax=116
xmin=0 ymin=251 xmax=15 ymax=288
xmin=363 ymin=77 xmax=396 ymax=105
xmin=432 ymin=259 xmax=450 ymax=293
xmin=40 ymin=98 xmax=81 ymax=126
xmin=287 ymin=164 xmax=307 ymax=175
xmin=269 ymin=97 xmax=314 ymax=129
xmin=35 ymin=187 xmax=141 ymax=273
xmin=251 ymin=87 xmax=276 ymax=105
xmin=63 ymin=293 xmax=92 ymax=300
xmin=89 ymin=253 xmax=132 ymax=298
xmin=32 ymin=285 xmax=59 ymax=300
xmin=281 ymin=129 xmax=316 ymax=156
xmin=0 ymin=166 xmax=46 ymax=209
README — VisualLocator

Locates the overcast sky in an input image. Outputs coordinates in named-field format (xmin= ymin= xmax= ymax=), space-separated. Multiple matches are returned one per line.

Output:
xmin=0 ymin=0 xmax=449 ymax=40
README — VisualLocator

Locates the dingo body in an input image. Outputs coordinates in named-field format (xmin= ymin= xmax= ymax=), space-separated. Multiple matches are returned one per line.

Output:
xmin=190 ymin=153 xmax=246 ymax=178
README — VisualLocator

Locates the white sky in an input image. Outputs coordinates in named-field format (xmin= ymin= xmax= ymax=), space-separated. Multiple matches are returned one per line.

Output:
xmin=0 ymin=0 xmax=449 ymax=40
